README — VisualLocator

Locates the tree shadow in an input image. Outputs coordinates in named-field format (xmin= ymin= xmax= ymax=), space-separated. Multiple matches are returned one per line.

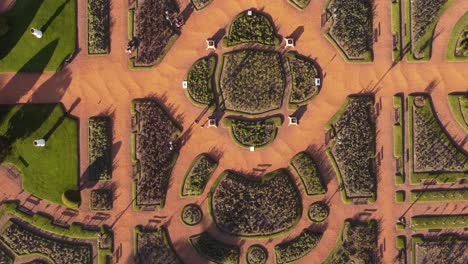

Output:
xmin=306 ymin=144 xmax=334 ymax=188
xmin=211 ymin=28 xmax=226 ymax=45
xmin=40 ymin=0 xmax=71 ymax=33
xmin=288 ymin=26 xmax=304 ymax=42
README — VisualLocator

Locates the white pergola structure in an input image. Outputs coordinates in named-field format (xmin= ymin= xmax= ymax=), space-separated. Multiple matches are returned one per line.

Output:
xmin=288 ymin=116 xmax=298 ymax=126
xmin=182 ymin=80 xmax=188 ymax=89
xmin=206 ymin=39 xmax=216 ymax=50
xmin=208 ymin=118 xmax=217 ymax=128
xmin=285 ymin=37 xmax=295 ymax=48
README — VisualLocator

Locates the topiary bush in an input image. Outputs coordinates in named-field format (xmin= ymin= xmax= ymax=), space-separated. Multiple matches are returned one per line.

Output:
xmin=186 ymin=55 xmax=217 ymax=106
xmin=308 ymin=202 xmax=329 ymax=222
xmin=61 ymin=190 xmax=81 ymax=209
xmin=274 ymin=229 xmax=323 ymax=264
xmin=181 ymin=204 xmax=203 ymax=226
xmin=246 ymin=244 xmax=268 ymax=264
xmin=0 ymin=16 xmax=9 ymax=37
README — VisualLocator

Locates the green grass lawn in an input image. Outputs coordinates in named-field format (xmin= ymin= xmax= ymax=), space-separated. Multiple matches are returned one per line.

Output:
xmin=411 ymin=214 xmax=468 ymax=229
xmin=0 ymin=104 xmax=79 ymax=205
xmin=410 ymin=189 xmax=468 ymax=202
xmin=391 ymin=1 xmax=402 ymax=62
xmin=447 ymin=93 xmax=468 ymax=131
xmin=395 ymin=190 xmax=405 ymax=203
xmin=446 ymin=12 xmax=468 ymax=61
xmin=0 ymin=0 xmax=76 ymax=72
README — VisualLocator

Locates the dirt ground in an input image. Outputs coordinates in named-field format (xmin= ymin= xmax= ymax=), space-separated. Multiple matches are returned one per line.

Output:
xmin=0 ymin=0 xmax=467 ymax=264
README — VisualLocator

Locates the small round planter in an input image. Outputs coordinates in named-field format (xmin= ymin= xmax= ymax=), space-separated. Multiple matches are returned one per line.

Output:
xmin=181 ymin=204 xmax=203 ymax=226
xmin=414 ymin=96 xmax=426 ymax=107
xmin=246 ymin=244 xmax=268 ymax=264
xmin=308 ymin=202 xmax=329 ymax=223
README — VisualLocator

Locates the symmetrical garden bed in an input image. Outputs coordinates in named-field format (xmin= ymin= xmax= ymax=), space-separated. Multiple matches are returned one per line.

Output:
xmin=393 ymin=94 xmax=405 ymax=184
xmin=246 ymin=245 xmax=268 ymax=264
xmin=87 ymin=0 xmax=110 ymax=54
xmin=90 ymin=189 xmax=113 ymax=211
xmin=411 ymin=214 xmax=468 ymax=229
xmin=132 ymin=99 xmax=181 ymax=208
xmin=186 ymin=55 xmax=217 ymax=107
xmin=326 ymin=96 xmax=376 ymax=201
xmin=0 ymin=247 xmax=12 ymax=264
xmin=210 ymin=169 xmax=302 ymax=237
xmin=410 ymin=189 xmax=468 ymax=202
xmin=447 ymin=93 xmax=468 ymax=131
xmin=222 ymin=116 xmax=282 ymax=148
xmin=275 ymin=229 xmax=322 ymax=264
xmin=189 ymin=232 xmax=240 ymax=264
xmin=412 ymin=235 xmax=467 ymax=264
xmin=325 ymin=219 xmax=378 ymax=264
xmin=181 ymin=204 xmax=203 ymax=226
xmin=181 ymin=153 xmax=218 ymax=197
xmin=289 ymin=151 xmax=326 ymax=196
xmin=220 ymin=50 xmax=286 ymax=114
xmin=286 ymin=52 xmax=321 ymax=108
xmin=447 ymin=12 xmax=468 ymax=60
xmin=223 ymin=10 xmax=280 ymax=47
xmin=408 ymin=94 xmax=467 ymax=183
xmin=287 ymin=0 xmax=311 ymax=10
xmin=88 ymin=116 xmax=112 ymax=181
xmin=308 ymin=202 xmax=329 ymax=222
xmin=191 ymin=0 xmax=213 ymax=11
xmin=134 ymin=226 xmax=182 ymax=263
xmin=133 ymin=0 xmax=180 ymax=66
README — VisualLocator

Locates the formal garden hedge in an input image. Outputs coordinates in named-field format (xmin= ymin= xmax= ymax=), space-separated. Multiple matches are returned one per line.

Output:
xmin=447 ymin=12 xmax=468 ymax=60
xmin=393 ymin=95 xmax=405 ymax=184
xmin=410 ymin=189 xmax=468 ymax=202
xmin=391 ymin=0 xmax=402 ymax=62
xmin=133 ymin=0 xmax=180 ymax=66
xmin=132 ymin=99 xmax=181 ymax=209
xmin=134 ymin=226 xmax=182 ymax=263
xmin=181 ymin=153 xmax=218 ymax=197
xmin=412 ymin=234 xmax=467 ymax=264
xmin=396 ymin=236 xmax=407 ymax=264
xmin=181 ymin=204 xmax=203 ymax=226
xmin=189 ymin=232 xmax=240 ymax=264
xmin=210 ymin=169 xmax=302 ymax=237
xmin=246 ymin=244 xmax=268 ymax=264
xmin=61 ymin=190 xmax=81 ymax=209
xmin=223 ymin=10 xmax=281 ymax=47
xmin=326 ymin=96 xmax=376 ymax=200
xmin=275 ymin=229 xmax=322 ymax=264
xmin=408 ymin=94 xmax=467 ymax=184
xmin=395 ymin=190 xmax=405 ymax=203
xmin=0 ymin=16 xmax=8 ymax=37
xmin=411 ymin=214 xmax=468 ymax=229
xmin=308 ymin=202 xmax=329 ymax=222
xmin=191 ymin=0 xmax=213 ymax=10
xmin=289 ymin=152 xmax=326 ymax=196
xmin=447 ymin=93 xmax=468 ymax=131
xmin=89 ymin=116 xmax=112 ymax=181
xmin=90 ymin=189 xmax=113 ymax=211
xmin=222 ymin=116 xmax=283 ymax=148
xmin=219 ymin=50 xmax=286 ymax=114
xmin=326 ymin=0 xmax=374 ymax=61
xmin=287 ymin=0 xmax=311 ymax=10
xmin=0 ymin=246 xmax=12 ymax=264
xmin=286 ymin=52 xmax=321 ymax=108
xmin=87 ymin=0 xmax=110 ymax=54
xmin=325 ymin=219 xmax=378 ymax=264
xmin=186 ymin=55 xmax=217 ymax=107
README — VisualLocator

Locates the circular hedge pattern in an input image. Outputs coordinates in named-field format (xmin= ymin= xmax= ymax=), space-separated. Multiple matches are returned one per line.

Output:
xmin=181 ymin=204 xmax=203 ymax=226
xmin=308 ymin=202 xmax=329 ymax=222
xmin=246 ymin=244 xmax=268 ymax=264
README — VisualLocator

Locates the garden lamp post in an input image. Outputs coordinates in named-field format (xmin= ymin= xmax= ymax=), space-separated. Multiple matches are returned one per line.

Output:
xmin=30 ymin=28 xmax=43 ymax=39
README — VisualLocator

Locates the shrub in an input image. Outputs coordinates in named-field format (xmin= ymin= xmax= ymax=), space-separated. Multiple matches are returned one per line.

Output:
xmin=410 ymin=189 xmax=468 ymax=202
xmin=396 ymin=236 xmax=406 ymax=250
xmin=189 ymin=232 xmax=240 ymax=264
xmin=308 ymin=202 xmax=329 ymax=222
xmin=181 ymin=204 xmax=203 ymax=226
xmin=191 ymin=0 xmax=213 ymax=10
xmin=61 ymin=190 xmax=81 ymax=209
xmin=246 ymin=245 xmax=268 ymax=264
xmin=396 ymin=222 xmax=405 ymax=230
xmin=395 ymin=190 xmax=405 ymax=203
xmin=275 ymin=229 xmax=323 ymax=264
xmin=290 ymin=152 xmax=326 ymax=196
xmin=90 ymin=189 xmax=113 ymax=211
xmin=287 ymin=52 xmax=320 ymax=105
xmin=0 ymin=16 xmax=8 ymax=37
xmin=210 ymin=169 xmax=302 ymax=237
xmin=135 ymin=226 xmax=182 ymax=264
xmin=220 ymin=50 xmax=286 ymax=114
xmin=288 ymin=0 xmax=311 ymax=10
xmin=88 ymin=116 xmax=112 ymax=181
xmin=412 ymin=235 xmax=467 ymax=264
xmin=225 ymin=11 xmax=280 ymax=47
xmin=181 ymin=153 xmax=218 ymax=196
xmin=223 ymin=116 xmax=282 ymax=148
xmin=0 ymin=247 xmax=12 ymax=264
xmin=411 ymin=214 xmax=468 ymax=229
xmin=411 ymin=0 xmax=447 ymax=45
xmin=186 ymin=55 xmax=217 ymax=106
xmin=87 ymin=0 xmax=110 ymax=54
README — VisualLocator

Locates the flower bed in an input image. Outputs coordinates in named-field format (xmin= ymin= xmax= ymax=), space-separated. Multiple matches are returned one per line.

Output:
xmin=88 ymin=116 xmax=112 ymax=181
xmin=246 ymin=245 xmax=268 ymax=264
xmin=410 ymin=189 xmax=468 ymax=202
xmin=224 ymin=10 xmax=280 ymax=47
xmin=132 ymin=99 xmax=181 ymax=208
xmin=412 ymin=235 xmax=467 ymax=264
xmin=220 ymin=50 xmax=286 ymax=114
xmin=90 ymin=189 xmax=113 ymax=211
xmin=274 ymin=229 xmax=322 ymax=264
xmin=0 ymin=247 xmax=12 ymax=264
xmin=135 ymin=226 xmax=182 ymax=263
xmin=134 ymin=0 xmax=179 ymax=66
xmin=447 ymin=93 xmax=468 ymax=131
xmin=287 ymin=0 xmax=311 ymax=10
xmin=223 ymin=116 xmax=283 ymax=148
xmin=308 ymin=202 xmax=329 ymax=222
xmin=186 ymin=55 xmax=217 ymax=106
xmin=289 ymin=152 xmax=326 ymax=196
xmin=191 ymin=0 xmax=213 ymax=10
xmin=181 ymin=204 xmax=203 ymax=226
xmin=210 ymin=169 xmax=302 ymax=237
xmin=189 ymin=232 xmax=240 ymax=264
xmin=181 ymin=153 xmax=218 ymax=197
xmin=87 ymin=0 xmax=110 ymax=54
xmin=411 ymin=214 xmax=468 ymax=229
xmin=286 ymin=52 xmax=321 ymax=108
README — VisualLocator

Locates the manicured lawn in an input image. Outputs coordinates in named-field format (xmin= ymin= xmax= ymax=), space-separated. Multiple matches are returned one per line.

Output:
xmin=393 ymin=95 xmax=405 ymax=184
xmin=446 ymin=12 xmax=468 ymax=61
xmin=0 ymin=0 xmax=76 ymax=72
xmin=447 ymin=93 xmax=468 ymax=131
xmin=0 ymin=104 xmax=79 ymax=205
xmin=391 ymin=1 xmax=402 ymax=62
xmin=395 ymin=190 xmax=405 ymax=203
xmin=410 ymin=189 xmax=468 ymax=202
xmin=411 ymin=214 xmax=468 ymax=229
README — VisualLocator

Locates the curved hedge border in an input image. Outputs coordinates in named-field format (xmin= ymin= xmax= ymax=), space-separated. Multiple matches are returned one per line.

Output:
xmin=308 ymin=202 xmax=329 ymax=222
xmin=222 ymin=116 xmax=283 ymax=149
xmin=410 ymin=214 xmax=468 ymax=229
xmin=180 ymin=204 xmax=203 ymax=226
xmin=446 ymin=12 xmax=468 ymax=61
xmin=191 ymin=0 xmax=213 ymax=11
xmin=447 ymin=93 xmax=468 ymax=131
xmin=186 ymin=55 xmax=217 ymax=107
xmin=287 ymin=0 xmax=311 ymax=10
xmin=134 ymin=226 xmax=182 ymax=263
xmin=289 ymin=151 xmax=326 ymax=196
xmin=274 ymin=229 xmax=322 ymax=264
xmin=286 ymin=52 xmax=321 ymax=109
xmin=246 ymin=244 xmax=268 ymax=264
xmin=189 ymin=232 xmax=240 ymax=264
xmin=181 ymin=153 xmax=218 ymax=197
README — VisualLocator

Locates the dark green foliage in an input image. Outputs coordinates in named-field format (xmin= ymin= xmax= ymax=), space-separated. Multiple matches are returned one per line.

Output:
xmin=0 ymin=247 xmax=12 ymax=264
xmin=290 ymin=152 xmax=325 ymax=195
xmin=181 ymin=204 xmax=203 ymax=226
xmin=61 ymin=190 xmax=81 ymax=209
xmin=411 ymin=214 xmax=468 ymax=229
xmin=287 ymin=54 xmax=320 ymax=104
xmin=226 ymin=117 xmax=281 ymax=148
xmin=220 ymin=50 xmax=286 ymax=114
xmin=411 ymin=0 xmax=447 ymax=43
xmin=182 ymin=154 xmax=218 ymax=196
xmin=308 ymin=202 xmax=329 ymax=222
xmin=0 ymin=220 xmax=92 ymax=264
xmin=330 ymin=96 xmax=376 ymax=198
xmin=0 ymin=135 xmax=11 ymax=163
xmin=187 ymin=55 xmax=217 ymax=105
xmin=211 ymin=170 xmax=302 ymax=237
xmin=275 ymin=229 xmax=323 ymax=264
xmin=191 ymin=0 xmax=213 ymax=10
xmin=246 ymin=245 xmax=268 ymax=264
xmin=327 ymin=220 xmax=378 ymax=264
xmin=90 ymin=189 xmax=113 ymax=211
xmin=87 ymin=0 xmax=110 ymax=54
xmin=456 ymin=29 xmax=468 ymax=57
xmin=136 ymin=227 xmax=182 ymax=264
xmin=329 ymin=0 xmax=373 ymax=58
xmin=413 ymin=235 xmax=467 ymax=264
xmin=189 ymin=232 xmax=240 ymax=264
xmin=89 ymin=116 xmax=112 ymax=181
xmin=288 ymin=0 xmax=311 ymax=9
xmin=0 ymin=16 xmax=9 ymax=37
xmin=226 ymin=11 xmax=280 ymax=46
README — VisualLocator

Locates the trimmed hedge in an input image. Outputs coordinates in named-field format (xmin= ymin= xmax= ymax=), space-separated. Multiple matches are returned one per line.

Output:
xmin=308 ymin=202 xmax=329 ymax=222
xmin=410 ymin=189 xmax=468 ymax=202
xmin=289 ymin=152 xmax=326 ymax=196
xmin=447 ymin=93 xmax=468 ymax=131
xmin=90 ymin=189 xmax=113 ymax=211
xmin=223 ymin=116 xmax=283 ymax=149
xmin=87 ymin=0 xmax=110 ymax=54
xmin=134 ymin=226 xmax=182 ymax=263
xmin=447 ymin=12 xmax=468 ymax=60
xmin=246 ymin=244 xmax=268 ymax=264
xmin=411 ymin=214 xmax=468 ymax=229
xmin=395 ymin=190 xmax=405 ymax=203
xmin=274 ymin=229 xmax=322 ymax=264
xmin=88 ymin=116 xmax=112 ymax=181
xmin=181 ymin=153 xmax=218 ymax=197
xmin=61 ymin=190 xmax=81 ymax=209
xmin=181 ymin=204 xmax=203 ymax=226
xmin=393 ymin=94 xmax=405 ymax=184
xmin=286 ymin=52 xmax=321 ymax=108
xmin=189 ymin=232 xmax=240 ymax=264
xmin=186 ymin=55 xmax=217 ymax=106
